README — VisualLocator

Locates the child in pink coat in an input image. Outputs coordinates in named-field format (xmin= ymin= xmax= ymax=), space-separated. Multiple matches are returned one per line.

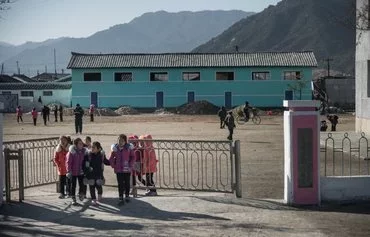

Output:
xmin=139 ymin=134 xmax=158 ymax=196
xmin=31 ymin=108 xmax=38 ymax=126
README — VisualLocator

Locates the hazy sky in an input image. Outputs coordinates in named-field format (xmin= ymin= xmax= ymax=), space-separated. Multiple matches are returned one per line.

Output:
xmin=0 ymin=0 xmax=281 ymax=45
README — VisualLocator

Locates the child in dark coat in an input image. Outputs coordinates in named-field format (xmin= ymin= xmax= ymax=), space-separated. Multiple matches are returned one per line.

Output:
xmin=83 ymin=141 xmax=110 ymax=206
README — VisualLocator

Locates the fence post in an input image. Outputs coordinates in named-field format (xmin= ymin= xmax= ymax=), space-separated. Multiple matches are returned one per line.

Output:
xmin=18 ymin=149 xmax=24 ymax=202
xmin=4 ymin=148 xmax=11 ymax=203
xmin=234 ymin=140 xmax=242 ymax=198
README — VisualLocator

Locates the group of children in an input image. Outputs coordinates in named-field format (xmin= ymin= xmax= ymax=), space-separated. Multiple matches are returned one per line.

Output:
xmin=15 ymin=105 xmax=64 ymax=126
xmin=320 ymin=114 xmax=339 ymax=132
xmin=53 ymin=134 xmax=158 ymax=206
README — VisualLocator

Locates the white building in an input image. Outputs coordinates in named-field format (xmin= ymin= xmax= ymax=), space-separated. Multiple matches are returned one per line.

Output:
xmin=356 ymin=0 xmax=370 ymax=132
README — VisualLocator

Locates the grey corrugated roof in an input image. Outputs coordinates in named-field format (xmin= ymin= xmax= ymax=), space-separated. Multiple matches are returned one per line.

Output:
xmin=67 ymin=51 xmax=318 ymax=69
xmin=0 ymin=75 xmax=22 ymax=83
xmin=0 ymin=83 xmax=71 ymax=90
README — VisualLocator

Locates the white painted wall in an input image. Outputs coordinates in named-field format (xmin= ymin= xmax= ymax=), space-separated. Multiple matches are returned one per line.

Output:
xmin=321 ymin=176 xmax=370 ymax=201
xmin=0 ymin=102 xmax=4 ymax=206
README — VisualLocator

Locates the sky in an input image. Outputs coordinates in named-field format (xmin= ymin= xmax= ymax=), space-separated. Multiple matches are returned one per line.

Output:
xmin=0 ymin=0 xmax=281 ymax=46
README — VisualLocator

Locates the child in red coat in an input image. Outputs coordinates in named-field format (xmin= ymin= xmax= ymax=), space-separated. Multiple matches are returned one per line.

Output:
xmin=53 ymin=136 xmax=70 ymax=198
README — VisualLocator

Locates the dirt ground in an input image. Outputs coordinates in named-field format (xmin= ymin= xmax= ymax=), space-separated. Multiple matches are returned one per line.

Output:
xmin=2 ymin=113 xmax=356 ymax=199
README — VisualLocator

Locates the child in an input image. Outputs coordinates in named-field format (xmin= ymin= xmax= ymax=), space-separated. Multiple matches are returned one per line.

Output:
xmin=224 ymin=111 xmax=236 ymax=140
xmin=320 ymin=120 xmax=328 ymax=132
xmin=66 ymin=138 xmax=88 ymax=205
xmin=89 ymin=104 xmax=95 ymax=122
xmin=139 ymin=134 xmax=158 ymax=196
xmin=109 ymin=134 xmax=134 ymax=205
xmin=84 ymin=136 xmax=92 ymax=150
xmin=128 ymin=135 xmax=141 ymax=195
xmin=327 ymin=114 xmax=339 ymax=131
xmin=53 ymin=136 xmax=71 ymax=199
xmin=83 ymin=141 xmax=109 ymax=206
xmin=31 ymin=108 xmax=38 ymax=126
xmin=16 ymin=106 xmax=23 ymax=123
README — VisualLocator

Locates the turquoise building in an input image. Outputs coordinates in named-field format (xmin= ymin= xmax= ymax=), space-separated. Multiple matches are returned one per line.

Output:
xmin=67 ymin=52 xmax=317 ymax=108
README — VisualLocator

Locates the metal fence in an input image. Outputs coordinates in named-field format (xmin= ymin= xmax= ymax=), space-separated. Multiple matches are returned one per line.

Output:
xmin=3 ymin=137 xmax=59 ymax=200
xmin=129 ymin=139 xmax=241 ymax=197
xmin=321 ymin=133 xmax=370 ymax=176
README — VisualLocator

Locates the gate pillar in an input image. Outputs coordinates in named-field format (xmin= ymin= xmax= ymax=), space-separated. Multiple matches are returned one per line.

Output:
xmin=0 ymin=102 xmax=4 ymax=206
xmin=283 ymin=100 xmax=320 ymax=205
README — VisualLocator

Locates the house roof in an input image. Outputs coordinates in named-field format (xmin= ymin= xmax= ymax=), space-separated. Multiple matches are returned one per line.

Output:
xmin=12 ymin=74 xmax=36 ymax=83
xmin=0 ymin=82 xmax=71 ymax=90
xmin=32 ymin=73 xmax=71 ymax=82
xmin=0 ymin=75 xmax=22 ymax=83
xmin=54 ymin=75 xmax=72 ymax=82
xmin=67 ymin=51 xmax=318 ymax=69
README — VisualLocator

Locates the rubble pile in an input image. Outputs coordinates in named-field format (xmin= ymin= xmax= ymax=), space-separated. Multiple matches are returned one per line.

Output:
xmin=153 ymin=108 xmax=173 ymax=115
xmin=176 ymin=100 xmax=219 ymax=115
xmin=114 ymin=106 xmax=140 ymax=115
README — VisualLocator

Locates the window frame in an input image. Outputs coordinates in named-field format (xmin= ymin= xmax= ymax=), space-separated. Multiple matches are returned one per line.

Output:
xmin=150 ymin=72 xmax=169 ymax=82
xmin=215 ymin=71 xmax=235 ymax=81
xmin=252 ymin=71 xmax=271 ymax=81
xmin=114 ymin=72 xmax=133 ymax=82
xmin=283 ymin=71 xmax=302 ymax=80
xmin=20 ymin=91 xmax=34 ymax=97
xmin=1 ymin=91 xmax=11 ymax=95
xmin=83 ymin=72 xmax=102 ymax=82
xmin=182 ymin=72 xmax=201 ymax=81
xmin=43 ymin=91 xmax=53 ymax=96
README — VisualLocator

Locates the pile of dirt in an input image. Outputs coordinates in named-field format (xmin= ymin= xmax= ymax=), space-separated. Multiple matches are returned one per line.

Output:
xmin=97 ymin=108 xmax=120 ymax=116
xmin=176 ymin=100 xmax=219 ymax=115
xmin=153 ymin=108 xmax=173 ymax=115
xmin=114 ymin=106 xmax=140 ymax=115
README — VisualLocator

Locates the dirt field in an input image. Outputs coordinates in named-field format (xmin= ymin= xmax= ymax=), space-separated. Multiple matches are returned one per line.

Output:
xmin=3 ymin=113 xmax=356 ymax=199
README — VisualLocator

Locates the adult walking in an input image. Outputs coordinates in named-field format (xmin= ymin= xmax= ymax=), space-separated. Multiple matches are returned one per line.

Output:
xmin=59 ymin=105 xmax=64 ymax=122
xmin=53 ymin=105 xmax=58 ymax=122
xmin=41 ymin=105 xmax=48 ymax=126
xmin=74 ymin=104 xmax=84 ymax=134
xmin=225 ymin=111 xmax=236 ymax=141
xmin=217 ymin=106 xmax=227 ymax=129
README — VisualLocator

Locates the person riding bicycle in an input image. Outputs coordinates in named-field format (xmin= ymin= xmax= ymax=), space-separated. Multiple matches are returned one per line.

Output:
xmin=243 ymin=101 xmax=252 ymax=122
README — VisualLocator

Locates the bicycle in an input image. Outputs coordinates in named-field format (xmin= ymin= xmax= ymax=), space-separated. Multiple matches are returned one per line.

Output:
xmin=236 ymin=108 xmax=261 ymax=125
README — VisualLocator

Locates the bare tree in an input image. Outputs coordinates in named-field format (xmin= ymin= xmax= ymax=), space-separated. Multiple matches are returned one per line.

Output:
xmin=356 ymin=1 xmax=369 ymax=31
xmin=0 ymin=0 xmax=15 ymax=13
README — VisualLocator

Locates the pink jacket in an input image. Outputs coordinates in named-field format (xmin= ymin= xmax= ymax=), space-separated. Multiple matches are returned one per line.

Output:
xmin=16 ymin=108 xmax=22 ymax=116
xmin=66 ymin=145 xmax=88 ymax=176
xmin=31 ymin=110 xmax=38 ymax=119
xmin=109 ymin=143 xmax=134 ymax=173
xmin=139 ymin=134 xmax=158 ymax=173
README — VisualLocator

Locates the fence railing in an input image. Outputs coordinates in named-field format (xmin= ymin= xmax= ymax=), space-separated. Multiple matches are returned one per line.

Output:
xmin=321 ymin=133 xmax=370 ymax=176
xmin=3 ymin=137 xmax=59 ymax=194
xmin=129 ymin=139 xmax=239 ymax=195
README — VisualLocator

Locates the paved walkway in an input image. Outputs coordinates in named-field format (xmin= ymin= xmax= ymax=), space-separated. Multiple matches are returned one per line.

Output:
xmin=1 ymin=186 xmax=370 ymax=237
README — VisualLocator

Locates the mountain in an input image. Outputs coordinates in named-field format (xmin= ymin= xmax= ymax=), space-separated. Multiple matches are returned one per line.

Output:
xmin=1 ymin=10 xmax=253 ymax=76
xmin=192 ymin=0 xmax=356 ymax=75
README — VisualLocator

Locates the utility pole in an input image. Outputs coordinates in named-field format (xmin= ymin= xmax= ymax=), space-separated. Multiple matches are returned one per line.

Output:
xmin=54 ymin=48 xmax=57 ymax=77
xmin=325 ymin=58 xmax=333 ymax=78
xmin=1 ymin=63 xmax=4 ymax=75
xmin=16 ymin=61 xmax=20 ymax=75
xmin=45 ymin=65 xmax=47 ymax=73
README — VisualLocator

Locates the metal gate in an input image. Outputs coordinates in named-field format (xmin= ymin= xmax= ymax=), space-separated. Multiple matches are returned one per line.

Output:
xmin=3 ymin=137 xmax=59 ymax=202
xmin=3 ymin=137 xmax=242 ymax=202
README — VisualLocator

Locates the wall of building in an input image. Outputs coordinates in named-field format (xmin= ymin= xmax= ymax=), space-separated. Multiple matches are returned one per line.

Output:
xmin=0 ymin=89 xmax=71 ymax=111
xmin=321 ymin=176 xmax=370 ymax=202
xmin=71 ymin=67 xmax=313 ymax=108
xmin=356 ymin=0 xmax=370 ymax=132
xmin=326 ymin=78 xmax=355 ymax=108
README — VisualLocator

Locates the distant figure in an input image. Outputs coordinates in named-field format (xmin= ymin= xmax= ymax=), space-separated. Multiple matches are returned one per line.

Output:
xmin=74 ymin=104 xmax=84 ymax=134
xmin=54 ymin=105 xmax=58 ymax=122
xmin=89 ymin=104 xmax=95 ymax=122
xmin=217 ymin=106 xmax=227 ymax=129
xmin=46 ymin=106 xmax=50 ymax=122
xmin=31 ymin=107 xmax=38 ymax=126
xmin=59 ymin=105 xmax=64 ymax=122
xmin=16 ymin=106 xmax=23 ymax=123
xmin=84 ymin=136 xmax=92 ymax=151
xmin=327 ymin=114 xmax=339 ymax=132
xmin=320 ymin=120 xmax=328 ymax=132
xmin=38 ymin=96 xmax=42 ymax=104
xmin=41 ymin=105 xmax=49 ymax=126
xmin=224 ymin=111 xmax=236 ymax=141
xmin=243 ymin=101 xmax=252 ymax=122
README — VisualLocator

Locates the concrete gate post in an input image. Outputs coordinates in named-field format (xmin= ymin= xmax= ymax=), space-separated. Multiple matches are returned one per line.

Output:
xmin=284 ymin=100 xmax=321 ymax=205
xmin=0 ymin=102 xmax=4 ymax=206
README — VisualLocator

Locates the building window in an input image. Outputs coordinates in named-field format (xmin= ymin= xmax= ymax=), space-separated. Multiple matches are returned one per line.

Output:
xmin=183 ymin=72 xmax=200 ymax=81
xmin=43 ymin=91 xmax=53 ymax=96
xmin=150 ymin=72 xmax=168 ymax=82
xmin=252 ymin=72 xmax=270 ymax=80
xmin=115 ymin=72 xmax=133 ymax=81
xmin=216 ymin=72 xmax=234 ymax=81
xmin=84 ymin=73 xmax=101 ymax=81
xmin=1 ymin=91 xmax=11 ymax=95
xmin=21 ymin=91 xmax=34 ymax=97
xmin=284 ymin=71 xmax=301 ymax=80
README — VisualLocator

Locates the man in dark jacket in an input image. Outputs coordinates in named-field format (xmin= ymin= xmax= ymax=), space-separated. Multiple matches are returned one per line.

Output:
xmin=217 ymin=106 xmax=227 ymax=129
xmin=53 ymin=105 xmax=58 ymax=122
xmin=41 ymin=105 xmax=48 ymax=126
xmin=225 ymin=111 xmax=236 ymax=141
xmin=74 ymin=104 xmax=84 ymax=134
xmin=59 ymin=105 xmax=64 ymax=122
